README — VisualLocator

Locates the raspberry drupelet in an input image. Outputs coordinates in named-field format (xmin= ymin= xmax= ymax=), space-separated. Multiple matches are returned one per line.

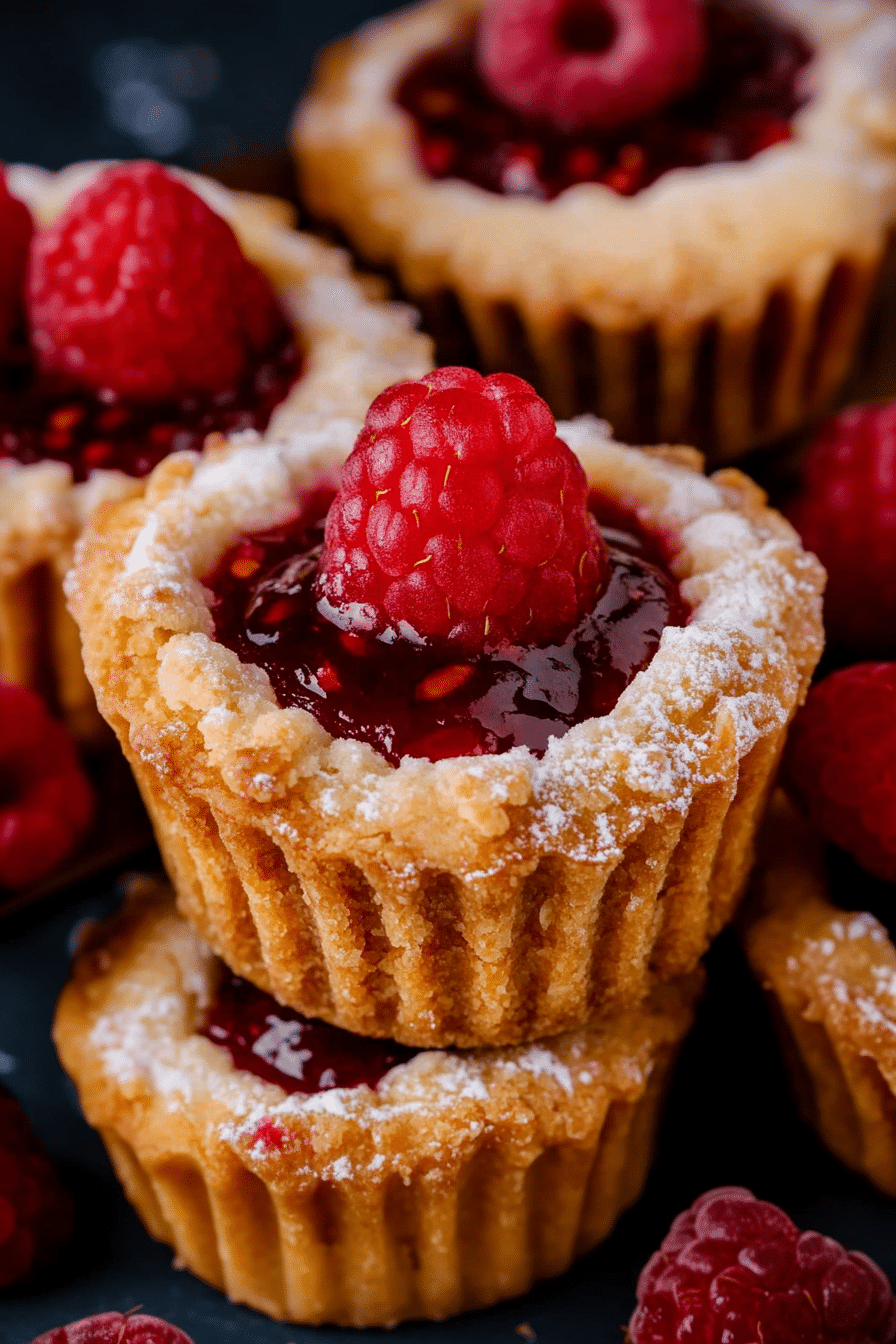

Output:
xmin=0 ymin=1084 xmax=74 ymax=1290
xmin=316 ymin=367 xmax=609 ymax=650
xmin=629 ymin=1187 xmax=896 ymax=1344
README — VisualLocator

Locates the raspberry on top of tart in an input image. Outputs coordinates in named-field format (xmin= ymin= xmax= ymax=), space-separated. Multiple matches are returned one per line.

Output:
xmin=398 ymin=0 xmax=811 ymax=199
xmin=0 ymin=161 xmax=301 ymax=483
xmin=208 ymin=368 xmax=689 ymax=763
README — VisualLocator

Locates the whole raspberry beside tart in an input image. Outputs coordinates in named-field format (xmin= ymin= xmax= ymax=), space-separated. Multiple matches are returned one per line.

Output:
xmin=0 ymin=159 xmax=431 ymax=740
xmin=0 ymin=1083 xmax=74 ymax=1289
xmin=629 ymin=1185 xmax=896 ymax=1343
xmin=787 ymin=401 xmax=896 ymax=657
xmin=31 ymin=1314 xmax=194 ymax=1344
xmin=0 ymin=679 xmax=93 ymax=889
xmin=784 ymin=664 xmax=896 ymax=884
xmin=294 ymin=0 xmax=896 ymax=459
xmin=68 ymin=375 xmax=823 ymax=1046
xmin=54 ymin=880 xmax=700 ymax=1326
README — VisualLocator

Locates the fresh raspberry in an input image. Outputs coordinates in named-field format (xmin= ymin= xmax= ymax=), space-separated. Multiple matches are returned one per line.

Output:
xmin=787 ymin=401 xmax=896 ymax=656
xmin=0 ymin=165 xmax=33 ymax=356
xmin=0 ymin=1084 xmax=73 ymax=1290
xmin=784 ymin=663 xmax=896 ymax=883
xmin=28 ymin=162 xmax=287 ymax=404
xmin=629 ymin=1187 xmax=896 ymax=1344
xmin=316 ymin=367 xmax=609 ymax=650
xmin=0 ymin=680 xmax=94 ymax=889
xmin=477 ymin=0 xmax=706 ymax=134
xmin=30 ymin=1312 xmax=194 ymax=1344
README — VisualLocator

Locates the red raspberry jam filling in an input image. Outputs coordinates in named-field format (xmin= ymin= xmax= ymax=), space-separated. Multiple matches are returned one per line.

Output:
xmin=0 ymin=331 xmax=300 ymax=483
xmin=208 ymin=486 xmax=688 ymax=765
xmin=395 ymin=0 xmax=811 ymax=199
xmin=200 ymin=970 xmax=418 ymax=1094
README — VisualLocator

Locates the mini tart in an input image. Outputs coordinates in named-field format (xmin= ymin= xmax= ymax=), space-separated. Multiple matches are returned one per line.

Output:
xmin=293 ymin=0 xmax=896 ymax=462
xmin=68 ymin=417 xmax=823 ymax=1047
xmin=744 ymin=792 xmax=896 ymax=1198
xmin=53 ymin=879 xmax=699 ymax=1327
xmin=0 ymin=161 xmax=432 ymax=741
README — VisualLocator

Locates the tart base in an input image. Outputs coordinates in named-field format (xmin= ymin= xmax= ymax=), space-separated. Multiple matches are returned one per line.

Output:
xmin=743 ymin=792 xmax=896 ymax=1197
xmin=54 ymin=880 xmax=700 ymax=1327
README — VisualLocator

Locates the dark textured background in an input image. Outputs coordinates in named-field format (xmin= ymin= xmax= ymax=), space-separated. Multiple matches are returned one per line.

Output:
xmin=2 ymin=3 xmax=896 ymax=1341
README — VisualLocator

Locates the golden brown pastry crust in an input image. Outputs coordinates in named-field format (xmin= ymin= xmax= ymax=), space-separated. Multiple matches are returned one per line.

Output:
xmin=54 ymin=879 xmax=699 ymax=1326
xmin=293 ymin=0 xmax=896 ymax=461
xmin=69 ymin=417 xmax=824 ymax=1047
xmin=0 ymin=161 xmax=432 ymax=739
xmin=744 ymin=792 xmax=896 ymax=1197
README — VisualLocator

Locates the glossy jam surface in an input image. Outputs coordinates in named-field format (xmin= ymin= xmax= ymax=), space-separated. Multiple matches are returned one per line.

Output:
xmin=0 ymin=331 xmax=300 ymax=482
xmin=208 ymin=487 xmax=688 ymax=765
xmin=200 ymin=971 xmax=418 ymax=1094
xmin=395 ymin=0 xmax=811 ymax=199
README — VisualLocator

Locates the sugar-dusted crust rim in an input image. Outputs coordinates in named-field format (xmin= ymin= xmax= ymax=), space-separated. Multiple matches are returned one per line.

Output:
xmin=69 ymin=418 xmax=823 ymax=1045
xmin=0 ymin=160 xmax=431 ymax=736
xmin=54 ymin=879 xmax=699 ymax=1326
xmin=743 ymin=792 xmax=896 ymax=1196
xmin=293 ymin=0 xmax=896 ymax=329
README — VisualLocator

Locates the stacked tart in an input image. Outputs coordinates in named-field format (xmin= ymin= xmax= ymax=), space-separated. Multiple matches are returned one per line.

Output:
xmin=294 ymin=0 xmax=896 ymax=460
xmin=55 ymin=361 xmax=825 ymax=1323
xmin=0 ymin=159 xmax=431 ymax=740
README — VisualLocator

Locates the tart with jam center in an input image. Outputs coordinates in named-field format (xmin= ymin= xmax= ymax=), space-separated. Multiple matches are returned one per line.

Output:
xmin=54 ymin=878 xmax=701 ymax=1326
xmin=0 ymin=159 xmax=431 ymax=740
xmin=69 ymin=370 xmax=824 ymax=1047
xmin=294 ymin=0 xmax=896 ymax=460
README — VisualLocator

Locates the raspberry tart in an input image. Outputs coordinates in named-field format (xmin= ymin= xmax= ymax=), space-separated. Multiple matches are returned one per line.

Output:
xmin=68 ymin=370 xmax=823 ymax=1047
xmin=294 ymin=0 xmax=896 ymax=461
xmin=0 ymin=159 xmax=431 ymax=740
xmin=744 ymin=665 xmax=896 ymax=1199
xmin=53 ymin=878 xmax=699 ymax=1326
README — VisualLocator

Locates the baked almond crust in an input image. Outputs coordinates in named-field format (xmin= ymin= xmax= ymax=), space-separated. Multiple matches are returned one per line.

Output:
xmin=293 ymin=0 xmax=896 ymax=460
xmin=69 ymin=417 xmax=823 ymax=1047
xmin=0 ymin=160 xmax=432 ymax=740
xmin=744 ymin=792 xmax=896 ymax=1197
xmin=54 ymin=879 xmax=699 ymax=1327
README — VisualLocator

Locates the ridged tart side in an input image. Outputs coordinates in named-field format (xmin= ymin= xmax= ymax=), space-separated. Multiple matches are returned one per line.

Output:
xmin=68 ymin=419 xmax=824 ymax=1047
xmin=53 ymin=879 xmax=699 ymax=1328
xmin=0 ymin=161 xmax=432 ymax=741
xmin=744 ymin=792 xmax=896 ymax=1198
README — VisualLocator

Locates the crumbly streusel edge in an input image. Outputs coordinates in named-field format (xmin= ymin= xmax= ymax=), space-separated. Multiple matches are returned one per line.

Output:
xmin=0 ymin=159 xmax=433 ymax=580
xmin=292 ymin=0 xmax=896 ymax=326
xmin=67 ymin=417 xmax=825 ymax=882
